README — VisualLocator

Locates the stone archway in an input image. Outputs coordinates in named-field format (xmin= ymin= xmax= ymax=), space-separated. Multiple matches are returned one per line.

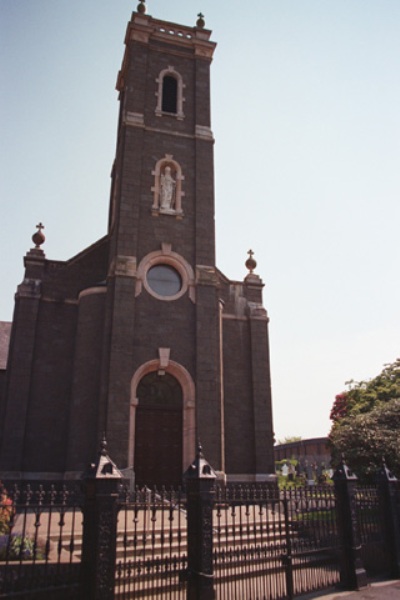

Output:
xmin=129 ymin=360 xmax=195 ymax=486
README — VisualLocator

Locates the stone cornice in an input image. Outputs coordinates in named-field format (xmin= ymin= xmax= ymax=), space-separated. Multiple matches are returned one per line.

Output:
xmin=117 ymin=13 xmax=216 ymax=92
xmin=78 ymin=286 xmax=107 ymax=300
xmin=248 ymin=302 xmax=269 ymax=321
xmin=109 ymin=255 xmax=137 ymax=278
xmin=123 ymin=111 xmax=215 ymax=142
xmin=196 ymin=265 xmax=219 ymax=286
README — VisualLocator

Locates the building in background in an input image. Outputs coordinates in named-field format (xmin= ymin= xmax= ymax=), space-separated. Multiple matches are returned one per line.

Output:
xmin=0 ymin=2 xmax=275 ymax=486
xmin=275 ymin=437 xmax=331 ymax=475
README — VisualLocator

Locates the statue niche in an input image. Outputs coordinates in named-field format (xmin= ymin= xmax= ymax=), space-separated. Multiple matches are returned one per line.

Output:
xmin=152 ymin=155 xmax=184 ymax=217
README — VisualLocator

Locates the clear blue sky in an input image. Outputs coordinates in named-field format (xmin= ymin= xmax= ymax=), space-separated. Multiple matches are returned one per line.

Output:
xmin=1 ymin=0 xmax=399 ymax=443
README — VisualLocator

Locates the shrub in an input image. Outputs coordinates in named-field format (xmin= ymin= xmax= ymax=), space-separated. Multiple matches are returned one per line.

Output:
xmin=0 ymin=533 xmax=45 ymax=562
xmin=0 ymin=484 xmax=14 ymax=534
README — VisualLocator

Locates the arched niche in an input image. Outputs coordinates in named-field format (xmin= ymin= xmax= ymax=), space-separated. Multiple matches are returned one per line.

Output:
xmin=151 ymin=155 xmax=185 ymax=217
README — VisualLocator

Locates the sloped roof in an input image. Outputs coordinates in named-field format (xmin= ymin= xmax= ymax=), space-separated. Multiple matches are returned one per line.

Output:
xmin=0 ymin=322 xmax=11 ymax=370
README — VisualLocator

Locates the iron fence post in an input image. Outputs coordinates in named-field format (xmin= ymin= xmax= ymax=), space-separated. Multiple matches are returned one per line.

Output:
xmin=184 ymin=444 xmax=216 ymax=600
xmin=80 ymin=437 xmax=122 ymax=600
xmin=377 ymin=460 xmax=400 ymax=577
xmin=333 ymin=458 xmax=367 ymax=590
xmin=282 ymin=497 xmax=294 ymax=599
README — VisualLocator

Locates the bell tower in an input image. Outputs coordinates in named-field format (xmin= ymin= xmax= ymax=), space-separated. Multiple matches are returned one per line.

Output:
xmin=97 ymin=2 xmax=223 ymax=482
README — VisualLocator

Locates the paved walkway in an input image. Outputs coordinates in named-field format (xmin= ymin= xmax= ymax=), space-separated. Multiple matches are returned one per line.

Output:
xmin=298 ymin=579 xmax=400 ymax=600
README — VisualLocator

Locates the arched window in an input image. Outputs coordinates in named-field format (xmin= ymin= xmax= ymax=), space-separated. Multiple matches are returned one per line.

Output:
xmin=155 ymin=67 xmax=185 ymax=120
xmin=162 ymin=76 xmax=178 ymax=113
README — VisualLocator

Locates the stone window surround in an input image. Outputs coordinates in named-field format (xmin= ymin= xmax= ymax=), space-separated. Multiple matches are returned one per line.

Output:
xmin=155 ymin=66 xmax=185 ymax=120
xmin=135 ymin=243 xmax=195 ymax=303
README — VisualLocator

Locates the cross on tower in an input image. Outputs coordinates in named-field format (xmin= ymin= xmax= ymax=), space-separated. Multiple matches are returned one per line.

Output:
xmin=137 ymin=0 xmax=146 ymax=14
xmin=196 ymin=12 xmax=205 ymax=28
xmin=245 ymin=249 xmax=257 ymax=274
xmin=32 ymin=222 xmax=45 ymax=249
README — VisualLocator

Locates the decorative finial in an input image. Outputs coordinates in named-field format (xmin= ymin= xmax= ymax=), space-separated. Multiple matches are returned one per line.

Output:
xmin=245 ymin=249 xmax=257 ymax=274
xmin=196 ymin=12 xmax=205 ymax=28
xmin=100 ymin=433 xmax=108 ymax=456
xmin=378 ymin=456 xmax=397 ymax=481
xmin=137 ymin=0 xmax=146 ymax=14
xmin=32 ymin=222 xmax=45 ymax=249
xmin=84 ymin=434 xmax=122 ymax=480
xmin=197 ymin=441 xmax=204 ymax=459
xmin=184 ymin=440 xmax=216 ymax=480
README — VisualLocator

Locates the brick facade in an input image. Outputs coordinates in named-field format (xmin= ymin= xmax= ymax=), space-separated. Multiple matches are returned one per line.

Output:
xmin=0 ymin=8 xmax=275 ymax=484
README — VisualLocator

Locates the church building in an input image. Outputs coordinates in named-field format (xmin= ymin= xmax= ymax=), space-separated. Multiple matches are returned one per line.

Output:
xmin=0 ymin=2 xmax=275 ymax=486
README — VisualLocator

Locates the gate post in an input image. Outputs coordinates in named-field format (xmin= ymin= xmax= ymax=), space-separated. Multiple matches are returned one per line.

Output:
xmin=282 ymin=497 xmax=294 ymax=600
xmin=184 ymin=444 xmax=216 ymax=600
xmin=80 ymin=437 xmax=122 ymax=600
xmin=377 ymin=460 xmax=400 ymax=577
xmin=333 ymin=458 xmax=367 ymax=590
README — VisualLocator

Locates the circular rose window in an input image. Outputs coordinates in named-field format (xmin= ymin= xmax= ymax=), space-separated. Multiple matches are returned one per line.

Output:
xmin=146 ymin=264 xmax=182 ymax=297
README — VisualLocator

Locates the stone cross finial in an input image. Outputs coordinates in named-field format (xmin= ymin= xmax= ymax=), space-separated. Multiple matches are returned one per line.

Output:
xmin=245 ymin=249 xmax=257 ymax=274
xmin=137 ymin=0 xmax=146 ymax=14
xmin=32 ymin=222 xmax=45 ymax=249
xmin=196 ymin=12 xmax=205 ymax=28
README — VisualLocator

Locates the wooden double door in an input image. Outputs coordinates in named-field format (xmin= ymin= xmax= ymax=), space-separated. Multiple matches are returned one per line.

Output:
xmin=134 ymin=372 xmax=183 ymax=488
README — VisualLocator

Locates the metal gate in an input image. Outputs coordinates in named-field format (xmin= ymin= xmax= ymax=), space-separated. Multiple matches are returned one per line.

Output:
xmin=115 ymin=487 xmax=187 ymax=599
xmin=213 ymin=485 xmax=340 ymax=600
xmin=114 ymin=484 xmax=341 ymax=600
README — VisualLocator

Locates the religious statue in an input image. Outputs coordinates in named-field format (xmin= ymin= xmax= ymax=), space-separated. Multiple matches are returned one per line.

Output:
xmin=160 ymin=166 xmax=176 ymax=210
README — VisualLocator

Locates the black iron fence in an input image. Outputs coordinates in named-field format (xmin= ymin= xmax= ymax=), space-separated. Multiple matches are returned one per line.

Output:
xmin=0 ymin=446 xmax=399 ymax=600
xmin=212 ymin=484 xmax=340 ymax=600
xmin=0 ymin=483 xmax=82 ymax=599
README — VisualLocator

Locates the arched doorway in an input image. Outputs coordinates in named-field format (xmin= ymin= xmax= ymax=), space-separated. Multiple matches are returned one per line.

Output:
xmin=134 ymin=371 xmax=183 ymax=487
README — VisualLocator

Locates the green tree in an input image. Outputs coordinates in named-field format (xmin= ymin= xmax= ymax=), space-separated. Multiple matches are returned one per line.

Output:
xmin=276 ymin=436 xmax=302 ymax=445
xmin=329 ymin=359 xmax=400 ymax=480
